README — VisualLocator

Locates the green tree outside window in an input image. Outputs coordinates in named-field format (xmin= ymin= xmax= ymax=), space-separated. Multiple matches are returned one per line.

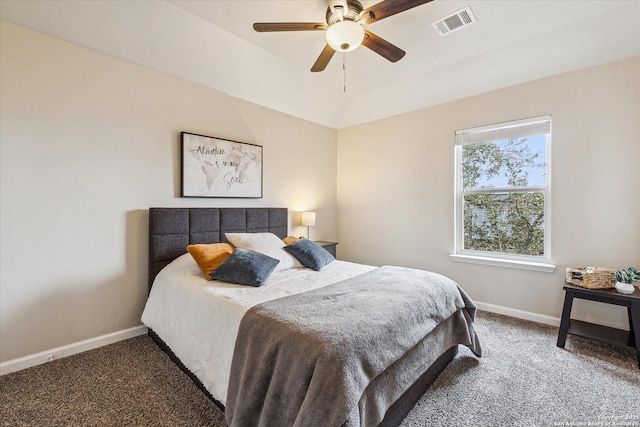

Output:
xmin=461 ymin=137 xmax=547 ymax=257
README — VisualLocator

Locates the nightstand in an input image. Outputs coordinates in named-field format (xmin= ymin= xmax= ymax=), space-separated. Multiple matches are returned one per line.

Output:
xmin=313 ymin=241 xmax=338 ymax=258
xmin=557 ymin=282 xmax=640 ymax=369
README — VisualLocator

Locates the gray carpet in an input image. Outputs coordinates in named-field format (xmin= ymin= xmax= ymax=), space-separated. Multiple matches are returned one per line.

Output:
xmin=1 ymin=312 xmax=639 ymax=426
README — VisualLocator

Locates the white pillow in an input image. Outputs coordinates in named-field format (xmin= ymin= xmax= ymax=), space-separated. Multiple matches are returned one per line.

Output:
xmin=225 ymin=232 xmax=303 ymax=272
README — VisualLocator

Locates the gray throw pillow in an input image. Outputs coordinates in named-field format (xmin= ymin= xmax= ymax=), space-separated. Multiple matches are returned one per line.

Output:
xmin=284 ymin=239 xmax=334 ymax=271
xmin=211 ymin=248 xmax=279 ymax=287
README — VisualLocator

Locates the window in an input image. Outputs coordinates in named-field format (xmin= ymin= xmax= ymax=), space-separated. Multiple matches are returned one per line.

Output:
xmin=452 ymin=115 xmax=554 ymax=272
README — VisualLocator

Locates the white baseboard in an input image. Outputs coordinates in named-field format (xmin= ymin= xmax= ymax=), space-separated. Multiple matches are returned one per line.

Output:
xmin=0 ymin=305 xmax=557 ymax=376
xmin=0 ymin=325 xmax=148 ymax=376
xmin=475 ymin=301 xmax=560 ymax=327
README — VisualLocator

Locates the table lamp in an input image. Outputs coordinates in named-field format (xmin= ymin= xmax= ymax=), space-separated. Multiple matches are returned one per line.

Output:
xmin=301 ymin=212 xmax=316 ymax=239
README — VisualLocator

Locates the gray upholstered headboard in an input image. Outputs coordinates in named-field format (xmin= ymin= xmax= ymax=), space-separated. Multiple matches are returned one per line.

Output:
xmin=148 ymin=207 xmax=288 ymax=290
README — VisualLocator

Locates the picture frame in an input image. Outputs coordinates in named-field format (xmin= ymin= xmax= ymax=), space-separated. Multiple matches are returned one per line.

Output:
xmin=181 ymin=132 xmax=263 ymax=198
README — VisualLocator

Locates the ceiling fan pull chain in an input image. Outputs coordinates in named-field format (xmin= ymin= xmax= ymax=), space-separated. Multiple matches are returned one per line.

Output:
xmin=343 ymin=53 xmax=347 ymax=93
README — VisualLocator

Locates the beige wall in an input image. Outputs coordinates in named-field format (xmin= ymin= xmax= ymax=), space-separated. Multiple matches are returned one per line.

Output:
xmin=0 ymin=22 xmax=337 ymax=362
xmin=337 ymin=57 xmax=640 ymax=328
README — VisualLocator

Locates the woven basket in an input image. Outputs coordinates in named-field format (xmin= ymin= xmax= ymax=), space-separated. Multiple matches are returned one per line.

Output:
xmin=565 ymin=267 xmax=616 ymax=289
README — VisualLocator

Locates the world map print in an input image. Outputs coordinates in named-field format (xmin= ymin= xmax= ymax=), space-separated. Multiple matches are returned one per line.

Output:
xmin=181 ymin=132 xmax=262 ymax=198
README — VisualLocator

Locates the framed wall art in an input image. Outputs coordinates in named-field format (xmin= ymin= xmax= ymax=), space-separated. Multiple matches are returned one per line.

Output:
xmin=181 ymin=132 xmax=263 ymax=198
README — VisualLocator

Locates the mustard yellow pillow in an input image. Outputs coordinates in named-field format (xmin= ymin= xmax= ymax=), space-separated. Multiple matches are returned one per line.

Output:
xmin=283 ymin=236 xmax=301 ymax=245
xmin=187 ymin=243 xmax=235 ymax=280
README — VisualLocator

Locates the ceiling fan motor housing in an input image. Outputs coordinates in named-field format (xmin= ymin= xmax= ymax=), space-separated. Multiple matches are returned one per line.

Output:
xmin=326 ymin=0 xmax=364 ymax=26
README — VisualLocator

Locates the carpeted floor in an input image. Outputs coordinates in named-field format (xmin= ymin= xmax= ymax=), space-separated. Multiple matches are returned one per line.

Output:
xmin=1 ymin=311 xmax=639 ymax=426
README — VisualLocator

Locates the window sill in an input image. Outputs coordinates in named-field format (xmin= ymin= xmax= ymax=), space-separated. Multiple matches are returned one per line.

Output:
xmin=450 ymin=254 xmax=556 ymax=273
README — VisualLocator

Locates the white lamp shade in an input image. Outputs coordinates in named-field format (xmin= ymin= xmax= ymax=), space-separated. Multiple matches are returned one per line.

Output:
xmin=325 ymin=21 xmax=364 ymax=52
xmin=301 ymin=212 xmax=316 ymax=227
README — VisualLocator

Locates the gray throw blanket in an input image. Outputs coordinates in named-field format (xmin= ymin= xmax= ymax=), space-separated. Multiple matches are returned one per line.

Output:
xmin=225 ymin=266 xmax=481 ymax=427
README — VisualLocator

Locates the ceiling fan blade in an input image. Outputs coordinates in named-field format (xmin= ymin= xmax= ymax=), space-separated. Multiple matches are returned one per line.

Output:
xmin=253 ymin=22 xmax=327 ymax=32
xmin=311 ymin=44 xmax=336 ymax=72
xmin=362 ymin=30 xmax=405 ymax=62
xmin=360 ymin=0 xmax=433 ymax=24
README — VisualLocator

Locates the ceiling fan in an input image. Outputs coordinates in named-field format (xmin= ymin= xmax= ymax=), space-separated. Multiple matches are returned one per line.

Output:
xmin=253 ymin=0 xmax=433 ymax=72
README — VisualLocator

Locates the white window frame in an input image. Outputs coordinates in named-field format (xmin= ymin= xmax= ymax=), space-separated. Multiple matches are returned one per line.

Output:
xmin=451 ymin=115 xmax=555 ymax=272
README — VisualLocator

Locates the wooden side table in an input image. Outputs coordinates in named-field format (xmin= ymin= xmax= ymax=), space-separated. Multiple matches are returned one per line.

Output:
xmin=313 ymin=241 xmax=338 ymax=258
xmin=557 ymin=282 xmax=640 ymax=369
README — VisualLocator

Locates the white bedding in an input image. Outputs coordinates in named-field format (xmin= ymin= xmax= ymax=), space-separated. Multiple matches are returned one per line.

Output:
xmin=140 ymin=253 xmax=374 ymax=405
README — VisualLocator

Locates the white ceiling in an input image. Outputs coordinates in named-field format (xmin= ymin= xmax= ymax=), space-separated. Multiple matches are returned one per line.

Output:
xmin=1 ymin=0 xmax=639 ymax=129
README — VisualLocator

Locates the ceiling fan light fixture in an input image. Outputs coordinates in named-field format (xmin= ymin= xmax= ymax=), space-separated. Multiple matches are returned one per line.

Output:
xmin=325 ymin=20 xmax=364 ymax=52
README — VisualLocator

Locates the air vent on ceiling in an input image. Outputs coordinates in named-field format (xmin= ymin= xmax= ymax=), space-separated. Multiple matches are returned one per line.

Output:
xmin=432 ymin=6 xmax=476 ymax=36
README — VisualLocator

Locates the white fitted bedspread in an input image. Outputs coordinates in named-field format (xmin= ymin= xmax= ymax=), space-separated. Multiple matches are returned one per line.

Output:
xmin=141 ymin=253 xmax=374 ymax=405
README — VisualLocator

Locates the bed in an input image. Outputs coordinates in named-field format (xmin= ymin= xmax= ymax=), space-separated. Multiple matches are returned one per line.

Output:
xmin=142 ymin=207 xmax=481 ymax=427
